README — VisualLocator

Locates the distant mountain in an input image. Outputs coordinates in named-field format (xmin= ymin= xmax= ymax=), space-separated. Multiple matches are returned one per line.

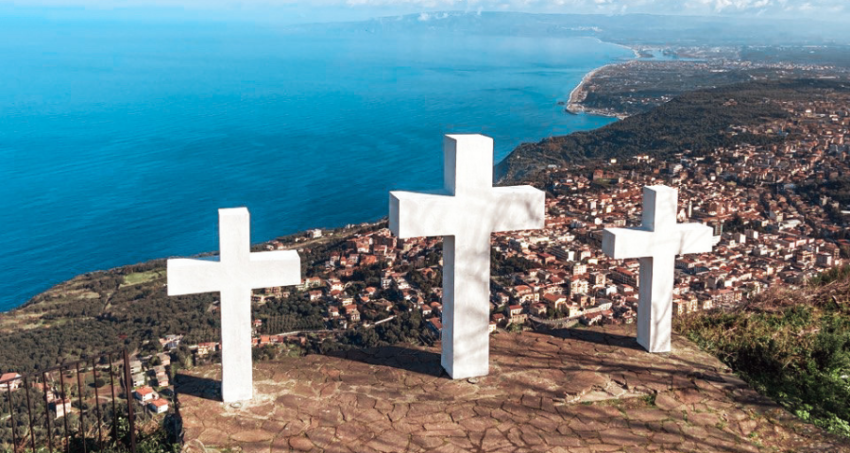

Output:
xmin=286 ymin=11 xmax=850 ymax=46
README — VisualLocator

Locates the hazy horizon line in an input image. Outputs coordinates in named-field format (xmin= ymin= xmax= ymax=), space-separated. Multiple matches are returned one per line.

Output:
xmin=1 ymin=5 xmax=847 ymax=27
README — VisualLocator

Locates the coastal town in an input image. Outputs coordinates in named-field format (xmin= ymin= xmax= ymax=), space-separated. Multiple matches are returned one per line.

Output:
xmin=0 ymin=351 xmax=175 ymax=437
xmin=567 ymin=45 xmax=850 ymax=118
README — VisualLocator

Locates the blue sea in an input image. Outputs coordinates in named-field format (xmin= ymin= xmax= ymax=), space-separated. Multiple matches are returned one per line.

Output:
xmin=0 ymin=18 xmax=632 ymax=311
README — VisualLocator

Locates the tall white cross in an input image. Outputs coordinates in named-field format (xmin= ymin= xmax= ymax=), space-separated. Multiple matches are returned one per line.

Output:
xmin=389 ymin=134 xmax=545 ymax=379
xmin=167 ymin=208 xmax=301 ymax=402
xmin=602 ymin=185 xmax=714 ymax=353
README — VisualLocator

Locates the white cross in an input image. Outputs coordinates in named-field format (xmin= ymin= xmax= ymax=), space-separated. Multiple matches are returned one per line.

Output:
xmin=602 ymin=185 xmax=714 ymax=353
xmin=389 ymin=134 xmax=545 ymax=379
xmin=167 ymin=208 xmax=301 ymax=402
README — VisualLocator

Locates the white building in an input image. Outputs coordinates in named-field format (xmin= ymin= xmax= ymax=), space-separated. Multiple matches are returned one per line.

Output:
xmin=133 ymin=386 xmax=156 ymax=402
xmin=148 ymin=398 xmax=169 ymax=414
xmin=0 ymin=373 xmax=21 ymax=391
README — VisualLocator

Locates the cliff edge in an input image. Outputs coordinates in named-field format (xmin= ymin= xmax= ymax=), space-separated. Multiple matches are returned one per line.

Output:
xmin=176 ymin=325 xmax=848 ymax=452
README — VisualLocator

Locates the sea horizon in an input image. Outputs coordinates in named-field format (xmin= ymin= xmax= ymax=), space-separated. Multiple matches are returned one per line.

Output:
xmin=0 ymin=18 xmax=633 ymax=312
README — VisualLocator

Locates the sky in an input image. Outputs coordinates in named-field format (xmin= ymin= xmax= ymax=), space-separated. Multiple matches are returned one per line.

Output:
xmin=0 ymin=0 xmax=845 ymax=24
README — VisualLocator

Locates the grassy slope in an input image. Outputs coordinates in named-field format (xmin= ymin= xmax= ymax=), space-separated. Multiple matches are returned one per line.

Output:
xmin=678 ymin=267 xmax=850 ymax=437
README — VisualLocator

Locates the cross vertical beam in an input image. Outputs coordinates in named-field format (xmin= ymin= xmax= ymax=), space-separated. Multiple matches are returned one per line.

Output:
xmin=602 ymin=186 xmax=714 ymax=353
xmin=390 ymin=134 xmax=545 ymax=379
xmin=442 ymin=231 xmax=493 ymax=378
xmin=167 ymin=208 xmax=301 ymax=402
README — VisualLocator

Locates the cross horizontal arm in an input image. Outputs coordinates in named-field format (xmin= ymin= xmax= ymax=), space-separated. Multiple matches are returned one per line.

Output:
xmin=390 ymin=185 xmax=545 ymax=239
xmin=389 ymin=190 xmax=458 ymax=238
xmin=167 ymin=250 xmax=301 ymax=296
xmin=167 ymin=257 xmax=223 ymax=296
xmin=676 ymin=223 xmax=715 ymax=255
xmin=490 ymin=186 xmax=546 ymax=233
xmin=243 ymin=250 xmax=302 ymax=289
xmin=602 ymin=228 xmax=653 ymax=260
xmin=603 ymin=222 xmax=715 ymax=260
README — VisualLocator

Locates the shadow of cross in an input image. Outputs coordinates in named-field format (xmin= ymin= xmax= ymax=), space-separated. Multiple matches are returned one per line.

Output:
xmin=167 ymin=208 xmax=301 ymax=403
xmin=389 ymin=134 xmax=545 ymax=379
xmin=602 ymin=185 xmax=714 ymax=353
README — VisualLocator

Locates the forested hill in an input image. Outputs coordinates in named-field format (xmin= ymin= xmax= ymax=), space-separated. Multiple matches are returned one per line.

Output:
xmin=496 ymin=79 xmax=850 ymax=184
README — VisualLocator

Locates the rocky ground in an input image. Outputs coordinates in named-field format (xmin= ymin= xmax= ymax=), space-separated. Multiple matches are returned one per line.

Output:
xmin=176 ymin=325 xmax=850 ymax=452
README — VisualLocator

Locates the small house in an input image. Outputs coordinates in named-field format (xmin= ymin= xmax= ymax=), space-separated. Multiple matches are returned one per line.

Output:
xmin=149 ymin=398 xmax=169 ymax=414
xmin=0 ymin=373 xmax=21 ymax=391
xmin=129 ymin=360 xmax=143 ymax=375
xmin=53 ymin=399 xmax=73 ymax=418
xmin=133 ymin=386 xmax=156 ymax=402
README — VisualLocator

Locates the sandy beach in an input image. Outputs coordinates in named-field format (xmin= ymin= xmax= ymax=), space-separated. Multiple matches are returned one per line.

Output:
xmin=566 ymin=43 xmax=640 ymax=117
xmin=566 ymin=65 xmax=608 ymax=114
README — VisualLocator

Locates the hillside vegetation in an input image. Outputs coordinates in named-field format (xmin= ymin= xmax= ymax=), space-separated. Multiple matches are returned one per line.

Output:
xmin=0 ymin=223 xmax=382 ymax=374
xmin=678 ymin=266 xmax=850 ymax=437
xmin=497 ymin=79 xmax=850 ymax=183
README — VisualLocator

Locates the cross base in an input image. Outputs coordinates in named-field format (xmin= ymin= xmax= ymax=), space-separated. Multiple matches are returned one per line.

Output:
xmin=636 ymin=335 xmax=671 ymax=354
xmin=442 ymin=351 xmax=489 ymax=380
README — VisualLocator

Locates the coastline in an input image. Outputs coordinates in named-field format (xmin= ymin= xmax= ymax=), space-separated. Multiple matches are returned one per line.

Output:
xmin=617 ymin=43 xmax=642 ymax=60
xmin=566 ymin=65 xmax=608 ymax=115
xmin=566 ymin=42 xmax=640 ymax=119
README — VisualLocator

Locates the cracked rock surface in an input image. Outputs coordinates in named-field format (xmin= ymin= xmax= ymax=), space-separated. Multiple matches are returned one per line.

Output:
xmin=177 ymin=325 xmax=850 ymax=452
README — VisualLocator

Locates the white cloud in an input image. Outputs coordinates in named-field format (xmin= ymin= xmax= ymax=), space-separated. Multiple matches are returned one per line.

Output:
xmin=0 ymin=0 xmax=846 ymax=20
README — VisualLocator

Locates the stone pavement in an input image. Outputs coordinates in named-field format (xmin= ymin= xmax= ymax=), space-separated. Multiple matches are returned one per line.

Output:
xmin=176 ymin=325 xmax=850 ymax=452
